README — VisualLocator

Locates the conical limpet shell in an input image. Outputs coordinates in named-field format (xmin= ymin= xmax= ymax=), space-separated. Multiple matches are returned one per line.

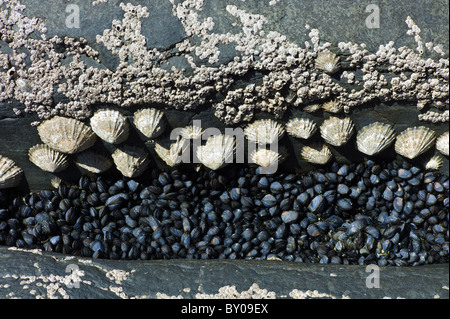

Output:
xmin=90 ymin=109 xmax=130 ymax=144
xmin=180 ymin=125 xmax=203 ymax=140
xmin=356 ymin=122 xmax=397 ymax=156
xmin=301 ymin=144 xmax=333 ymax=165
xmin=28 ymin=144 xmax=69 ymax=173
xmin=74 ymin=150 xmax=113 ymax=174
xmin=322 ymin=100 xmax=343 ymax=114
xmin=286 ymin=117 xmax=317 ymax=140
xmin=133 ymin=108 xmax=166 ymax=139
xmin=244 ymin=119 xmax=285 ymax=145
xmin=196 ymin=134 xmax=235 ymax=170
xmin=0 ymin=155 xmax=24 ymax=189
xmin=320 ymin=117 xmax=355 ymax=147
xmin=394 ymin=126 xmax=436 ymax=159
xmin=111 ymin=145 xmax=150 ymax=178
xmin=154 ymin=138 xmax=188 ymax=167
xmin=436 ymin=131 xmax=449 ymax=156
xmin=315 ymin=51 xmax=341 ymax=74
xmin=250 ymin=149 xmax=282 ymax=168
xmin=425 ymin=155 xmax=443 ymax=171
xmin=37 ymin=116 xmax=96 ymax=154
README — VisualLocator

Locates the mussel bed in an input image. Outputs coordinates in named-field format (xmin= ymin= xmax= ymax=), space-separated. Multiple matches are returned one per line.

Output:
xmin=0 ymin=159 xmax=448 ymax=266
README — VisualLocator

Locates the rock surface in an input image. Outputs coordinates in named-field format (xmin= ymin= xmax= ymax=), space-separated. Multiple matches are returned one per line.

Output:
xmin=0 ymin=246 xmax=448 ymax=299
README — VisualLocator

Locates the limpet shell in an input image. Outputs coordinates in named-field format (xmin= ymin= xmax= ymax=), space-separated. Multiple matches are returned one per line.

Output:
xmin=154 ymin=138 xmax=188 ymax=167
xmin=196 ymin=134 xmax=235 ymax=170
xmin=250 ymin=149 xmax=282 ymax=168
xmin=425 ymin=155 xmax=443 ymax=171
xmin=90 ymin=109 xmax=130 ymax=144
xmin=320 ymin=117 xmax=355 ymax=147
xmin=395 ymin=126 xmax=436 ymax=159
xmin=0 ymin=155 xmax=24 ymax=189
xmin=436 ymin=131 xmax=449 ymax=156
xmin=286 ymin=117 xmax=317 ymax=140
xmin=28 ymin=144 xmax=69 ymax=173
xmin=180 ymin=125 xmax=203 ymax=140
xmin=322 ymin=100 xmax=343 ymax=114
xmin=111 ymin=145 xmax=150 ymax=178
xmin=301 ymin=144 xmax=333 ymax=165
xmin=356 ymin=122 xmax=397 ymax=156
xmin=133 ymin=108 xmax=165 ymax=139
xmin=244 ymin=119 xmax=285 ymax=145
xmin=74 ymin=150 xmax=113 ymax=174
xmin=315 ymin=51 xmax=341 ymax=74
xmin=37 ymin=116 xmax=96 ymax=154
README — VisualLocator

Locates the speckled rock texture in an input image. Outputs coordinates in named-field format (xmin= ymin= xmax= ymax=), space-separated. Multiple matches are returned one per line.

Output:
xmin=0 ymin=246 xmax=448 ymax=299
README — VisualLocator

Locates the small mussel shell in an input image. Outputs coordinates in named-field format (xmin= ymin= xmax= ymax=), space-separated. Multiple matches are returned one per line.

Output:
xmin=90 ymin=109 xmax=130 ymax=144
xmin=37 ymin=116 xmax=96 ymax=154
xmin=133 ymin=108 xmax=166 ymax=139
xmin=0 ymin=155 xmax=24 ymax=189
xmin=28 ymin=144 xmax=69 ymax=173
xmin=73 ymin=150 xmax=113 ymax=174
xmin=111 ymin=145 xmax=150 ymax=178
xmin=356 ymin=122 xmax=396 ymax=156
xmin=395 ymin=126 xmax=436 ymax=159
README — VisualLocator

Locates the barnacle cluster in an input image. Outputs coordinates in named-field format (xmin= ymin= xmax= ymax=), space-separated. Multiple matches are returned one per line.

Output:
xmin=0 ymin=0 xmax=447 ymax=126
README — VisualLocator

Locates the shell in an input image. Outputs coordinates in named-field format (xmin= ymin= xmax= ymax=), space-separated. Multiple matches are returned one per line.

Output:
xmin=154 ymin=138 xmax=188 ymax=167
xmin=180 ymin=125 xmax=203 ymax=140
xmin=301 ymin=144 xmax=333 ymax=165
xmin=250 ymin=149 xmax=282 ymax=167
xmin=303 ymin=104 xmax=321 ymax=113
xmin=356 ymin=122 xmax=397 ymax=156
xmin=73 ymin=150 xmax=113 ymax=174
xmin=286 ymin=117 xmax=317 ymax=139
xmin=111 ymin=145 xmax=150 ymax=178
xmin=133 ymin=108 xmax=165 ymax=139
xmin=315 ymin=51 xmax=341 ymax=74
xmin=0 ymin=155 xmax=24 ymax=189
xmin=320 ymin=117 xmax=355 ymax=147
xmin=322 ymin=100 xmax=343 ymax=114
xmin=436 ymin=131 xmax=449 ymax=156
xmin=395 ymin=126 xmax=436 ymax=159
xmin=196 ymin=134 xmax=235 ymax=170
xmin=244 ymin=119 xmax=285 ymax=144
xmin=37 ymin=116 xmax=97 ymax=154
xmin=28 ymin=144 xmax=69 ymax=173
xmin=90 ymin=109 xmax=130 ymax=144
xmin=425 ymin=155 xmax=443 ymax=171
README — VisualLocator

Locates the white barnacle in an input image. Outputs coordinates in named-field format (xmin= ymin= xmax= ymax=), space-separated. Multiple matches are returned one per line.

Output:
xmin=244 ymin=119 xmax=285 ymax=145
xmin=0 ymin=155 xmax=24 ymax=189
xmin=395 ymin=126 xmax=436 ymax=159
xmin=37 ymin=116 xmax=97 ymax=154
xmin=28 ymin=144 xmax=69 ymax=173
xmin=425 ymin=155 xmax=443 ymax=171
xmin=356 ymin=122 xmax=397 ymax=156
xmin=300 ymin=144 xmax=333 ymax=165
xmin=154 ymin=138 xmax=188 ymax=167
xmin=285 ymin=117 xmax=317 ymax=140
xmin=111 ymin=145 xmax=150 ymax=178
xmin=315 ymin=51 xmax=341 ymax=74
xmin=436 ymin=131 xmax=449 ymax=156
xmin=90 ymin=109 xmax=130 ymax=144
xmin=196 ymin=135 xmax=235 ymax=170
xmin=320 ymin=117 xmax=355 ymax=147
